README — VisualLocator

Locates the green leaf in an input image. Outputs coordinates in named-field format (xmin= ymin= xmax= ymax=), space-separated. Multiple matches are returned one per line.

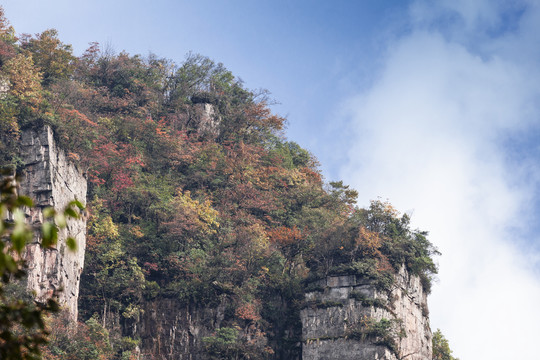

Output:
xmin=64 ymin=207 xmax=79 ymax=219
xmin=55 ymin=213 xmax=67 ymax=228
xmin=0 ymin=252 xmax=16 ymax=273
xmin=43 ymin=207 xmax=56 ymax=218
xmin=15 ymin=195 xmax=33 ymax=207
xmin=0 ymin=252 xmax=6 ymax=272
xmin=13 ymin=207 xmax=25 ymax=223
xmin=4 ymin=254 xmax=17 ymax=273
xmin=41 ymin=222 xmax=58 ymax=248
xmin=68 ymin=199 xmax=85 ymax=210
xmin=11 ymin=227 xmax=28 ymax=253
xmin=12 ymin=209 xmax=30 ymax=253
xmin=66 ymin=237 xmax=77 ymax=251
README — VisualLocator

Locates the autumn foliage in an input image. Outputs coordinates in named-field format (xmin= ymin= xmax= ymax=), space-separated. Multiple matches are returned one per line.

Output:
xmin=0 ymin=9 xmax=439 ymax=359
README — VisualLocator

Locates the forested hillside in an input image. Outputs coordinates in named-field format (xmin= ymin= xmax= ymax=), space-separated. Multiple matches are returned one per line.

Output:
xmin=0 ymin=8 xmax=440 ymax=359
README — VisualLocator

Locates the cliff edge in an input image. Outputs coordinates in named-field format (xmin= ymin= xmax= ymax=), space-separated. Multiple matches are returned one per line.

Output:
xmin=19 ymin=126 xmax=87 ymax=321
xmin=301 ymin=266 xmax=432 ymax=360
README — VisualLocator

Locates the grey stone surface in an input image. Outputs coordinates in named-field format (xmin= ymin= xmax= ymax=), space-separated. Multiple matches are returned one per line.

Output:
xmin=19 ymin=126 xmax=87 ymax=321
xmin=301 ymin=266 xmax=432 ymax=360
xmin=138 ymin=298 xmax=227 ymax=360
xmin=194 ymin=103 xmax=220 ymax=137
xmin=303 ymin=338 xmax=393 ymax=360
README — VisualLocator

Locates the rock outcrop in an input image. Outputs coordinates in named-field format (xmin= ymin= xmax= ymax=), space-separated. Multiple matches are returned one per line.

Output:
xmin=19 ymin=126 xmax=87 ymax=321
xmin=301 ymin=266 xmax=431 ymax=360
xmin=136 ymin=298 xmax=227 ymax=360
xmin=193 ymin=102 xmax=220 ymax=137
xmin=191 ymin=92 xmax=221 ymax=138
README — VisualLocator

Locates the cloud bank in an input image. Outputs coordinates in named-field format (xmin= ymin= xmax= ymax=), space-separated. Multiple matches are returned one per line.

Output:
xmin=341 ymin=1 xmax=540 ymax=358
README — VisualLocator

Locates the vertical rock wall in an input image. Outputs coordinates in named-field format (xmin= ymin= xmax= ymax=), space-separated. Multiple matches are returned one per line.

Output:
xmin=301 ymin=266 xmax=432 ymax=360
xmin=136 ymin=298 xmax=226 ymax=360
xmin=19 ymin=126 xmax=87 ymax=321
xmin=193 ymin=102 xmax=220 ymax=137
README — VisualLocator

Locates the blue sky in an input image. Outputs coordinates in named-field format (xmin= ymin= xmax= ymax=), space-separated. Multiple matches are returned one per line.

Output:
xmin=4 ymin=1 xmax=540 ymax=359
xmin=2 ymin=0 xmax=409 ymax=178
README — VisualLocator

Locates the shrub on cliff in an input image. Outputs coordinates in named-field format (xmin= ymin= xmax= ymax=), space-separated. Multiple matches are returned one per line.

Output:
xmin=432 ymin=329 xmax=459 ymax=360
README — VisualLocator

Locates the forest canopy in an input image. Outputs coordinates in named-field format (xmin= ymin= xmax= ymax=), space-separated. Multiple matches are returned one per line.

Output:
xmin=0 ymin=8 xmax=439 ymax=359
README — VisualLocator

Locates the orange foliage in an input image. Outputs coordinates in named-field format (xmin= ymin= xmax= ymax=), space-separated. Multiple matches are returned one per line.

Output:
xmin=58 ymin=107 xmax=98 ymax=127
xmin=356 ymin=226 xmax=392 ymax=271
xmin=300 ymin=166 xmax=322 ymax=184
xmin=235 ymin=302 xmax=261 ymax=322
xmin=267 ymin=226 xmax=304 ymax=246
xmin=243 ymin=102 xmax=284 ymax=131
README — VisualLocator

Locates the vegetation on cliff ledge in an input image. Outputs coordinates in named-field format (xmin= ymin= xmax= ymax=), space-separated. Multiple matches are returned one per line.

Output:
xmin=0 ymin=8 xmax=440 ymax=359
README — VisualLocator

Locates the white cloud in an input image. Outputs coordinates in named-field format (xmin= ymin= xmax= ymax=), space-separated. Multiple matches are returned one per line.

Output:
xmin=340 ymin=2 xmax=540 ymax=359
xmin=411 ymin=0 xmax=502 ymax=28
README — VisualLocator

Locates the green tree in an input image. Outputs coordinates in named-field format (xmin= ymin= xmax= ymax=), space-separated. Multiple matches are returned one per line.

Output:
xmin=0 ymin=6 xmax=17 ymax=66
xmin=41 ymin=313 xmax=113 ymax=360
xmin=20 ymin=29 xmax=75 ymax=86
xmin=3 ymin=53 xmax=43 ymax=112
xmin=432 ymin=329 xmax=459 ymax=360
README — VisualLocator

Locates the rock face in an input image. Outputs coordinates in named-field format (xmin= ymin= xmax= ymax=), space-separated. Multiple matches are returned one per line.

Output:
xmin=301 ymin=266 xmax=432 ymax=360
xmin=101 ymin=297 xmax=227 ymax=360
xmin=19 ymin=126 xmax=87 ymax=321
xmin=134 ymin=298 xmax=226 ymax=360
xmin=193 ymin=102 xmax=220 ymax=137
xmin=123 ymin=268 xmax=430 ymax=360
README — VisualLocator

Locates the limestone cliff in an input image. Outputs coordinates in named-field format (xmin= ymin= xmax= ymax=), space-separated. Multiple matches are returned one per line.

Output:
xmin=301 ymin=266 xmax=431 ymax=360
xmin=19 ymin=126 xmax=87 ymax=321
xmin=96 ymin=296 xmax=229 ymax=360
xmin=137 ymin=298 xmax=227 ymax=360
xmin=13 ymin=128 xmax=433 ymax=359
xmin=128 ymin=267 xmax=431 ymax=360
